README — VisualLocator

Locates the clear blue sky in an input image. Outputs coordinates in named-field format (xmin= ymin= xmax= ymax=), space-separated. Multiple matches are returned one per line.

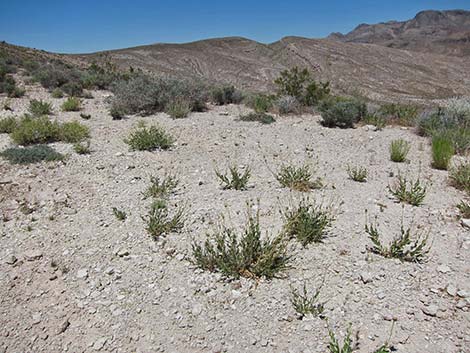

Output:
xmin=1 ymin=0 xmax=468 ymax=54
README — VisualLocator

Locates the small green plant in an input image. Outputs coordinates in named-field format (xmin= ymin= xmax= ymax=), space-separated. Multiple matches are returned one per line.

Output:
xmin=125 ymin=122 xmax=174 ymax=151
xmin=112 ymin=207 xmax=127 ymax=221
xmin=290 ymin=282 xmax=324 ymax=318
xmin=457 ymin=200 xmax=470 ymax=218
xmin=276 ymin=164 xmax=322 ymax=192
xmin=73 ymin=141 xmax=91 ymax=154
xmin=28 ymin=99 xmax=53 ymax=116
xmin=388 ymin=175 xmax=427 ymax=206
xmin=328 ymin=325 xmax=355 ymax=353
xmin=449 ymin=163 xmax=470 ymax=193
xmin=61 ymin=97 xmax=81 ymax=111
xmin=431 ymin=133 xmax=455 ymax=170
xmin=282 ymin=198 xmax=334 ymax=246
xmin=363 ymin=113 xmax=386 ymax=130
xmin=144 ymin=174 xmax=179 ymax=199
xmin=165 ymin=98 xmax=191 ymax=119
xmin=51 ymin=88 xmax=64 ymax=98
xmin=142 ymin=199 xmax=185 ymax=239
xmin=389 ymin=139 xmax=410 ymax=162
xmin=365 ymin=213 xmax=430 ymax=263
xmin=0 ymin=116 xmax=17 ymax=133
xmin=215 ymin=165 xmax=251 ymax=190
xmin=192 ymin=204 xmax=291 ymax=279
xmin=378 ymin=103 xmax=419 ymax=127
xmin=0 ymin=145 xmax=64 ymax=164
xmin=346 ymin=165 xmax=368 ymax=182
xmin=59 ymin=121 xmax=90 ymax=143
xmin=239 ymin=112 xmax=275 ymax=124
xmin=10 ymin=115 xmax=61 ymax=145
xmin=110 ymin=104 xmax=126 ymax=120
xmin=80 ymin=113 xmax=91 ymax=120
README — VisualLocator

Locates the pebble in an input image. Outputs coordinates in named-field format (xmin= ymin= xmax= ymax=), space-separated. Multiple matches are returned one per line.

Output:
xmin=76 ymin=268 xmax=89 ymax=280
xmin=32 ymin=313 xmax=41 ymax=324
xmin=461 ymin=219 xmax=470 ymax=229
xmin=360 ymin=272 xmax=373 ymax=284
xmin=457 ymin=290 xmax=469 ymax=298
xmin=437 ymin=264 xmax=451 ymax=274
xmin=422 ymin=305 xmax=438 ymax=317
xmin=24 ymin=250 xmax=43 ymax=261
xmin=93 ymin=337 xmax=107 ymax=351
xmin=5 ymin=255 xmax=17 ymax=265
xmin=191 ymin=303 xmax=203 ymax=316
xmin=57 ymin=319 xmax=70 ymax=335
xmin=116 ymin=249 xmax=130 ymax=257
xmin=447 ymin=284 xmax=458 ymax=297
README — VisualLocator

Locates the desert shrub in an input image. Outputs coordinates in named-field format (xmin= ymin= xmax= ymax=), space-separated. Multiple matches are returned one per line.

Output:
xmin=215 ymin=165 xmax=251 ymax=190
xmin=192 ymin=205 xmax=291 ymax=279
xmin=431 ymin=133 xmax=455 ymax=170
xmin=442 ymin=96 xmax=470 ymax=124
xmin=290 ymin=282 xmax=324 ymax=318
xmin=457 ymin=200 xmax=470 ymax=218
xmin=239 ymin=112 xmax=276 ymax=124
xmin=59 ymin=121 xmax=89 ymax=143
xmin=142 ymin=199 xmax=185 ymax=239
xmin=0 ymin=116 xmax=17 ymax=133
xmin=109 ymin=104 xmax=127 ymax=120
xmin=61 ymin=97 xmax=81 ymax=111
xmin=28 ymin=99 xmax=53 ymax=116
xmin=0 ymin=75 xmax=24 ymax=98
xmin=365 ymin=214 xmax=430 ymax=263
xmin=416 ymin=109 xmax=452 ymax=136
xmin=388 ymin=175 xmax=427 ymax=206
xmin=0 ymin=144 xmax=63 ymax=164
xmin=378 ymin=103 xmax=419 ymax=126
xmin=319 ymin=97 xmax=366 ymax=128
xmin=73 ymin=141 xmax=91 ymax=154
xmin=165 ymin=98 xmax=191 ymax=119
xmin=125 ymin=122 xmax=174 ymax=151
xmin=363 ymin=112 xmax=386 ymax=131
xmin=10 ymin=115 xmax=61 ymax=145
xmin=282 ymin=198 xmax=334 ymax=246
xmin=211 ymin=85 xmax=243 ymax=105
xmin=112 ymin=207 xmax=127 ymax=221
xmin=144 ymin=174 xmax=179 ymax=199
xmin=389 ymin=139 xmax=410 ymax=162
xmin=274 ymin=66 xmax=330 ymax=106
xmin=449 ymin=163 xmax=470 ymax=193
xmin=277 ymin=95 xmax=300 ymax=115
xmin=346 ymin=165 xmax=368 ymax=182
xmin=276 ymin=164 xmax=322 ymax=192
xmin=51 ymin=88 xmax=64 ymax=98
xmin=246 ymin=94 xmax=274 ymax=113
xmin=61 ymin=82 xmax=83 ymax=97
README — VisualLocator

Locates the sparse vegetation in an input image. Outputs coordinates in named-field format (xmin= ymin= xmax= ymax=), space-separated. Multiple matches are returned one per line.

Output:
xmin=192 ymin=205 xmax=291 ymax=279
xmin=59 ymin=121 xmax=90 ymax=143
xmin=290 ymin=282 xmax=324 ymax=317
xmin=165 ymin=98 xmax=191 ymax=119
xmin=282 ymin=198 xmax=334 ymax=246
xmin=246 ymin=94 xmax=274 ymax=113
xmin=10 ymin=115 xmax=61 ymax=145
xmin=0 ymin=116 xmax=17 ymax=133
xmin=388 ymin=174 xmax=427 ymax=206
xmin=276 ymin=164 xmax=322 ymax=192
xmin=328 ymin=326 xmax=355 ymax=353
xmin=215 ymin=165 xmax=251 ymax=190
xmin=112 ymin=207 xmax=127 ymax=221
xmin=73 ymin=141 xmax=91 ymax=154
xmin=457 ymin=200 xmax=470 ymax=218
xmin=143 ymin=199 xmax=185 ymax=239
xmin=211 ymin=85 xmax=243 ymax=105
xmin=276 ymin=95 xmax=300 ymax=115
xmin=144 ymin=174 xmax=179 ymax=199
xmin=363 ymin=112 xmax=386 ymax=131
xmin=0 ymin=144 xmax=64 ymax=164
xmin=61 ymin=97 xmax=81 ymax=111
xmin=239 ymin=112 xmax=275 ymax=124
xmin=389 ymin=139 xmax=410 ymax=162
xmin=365 ymin=213 xmax=430 ymax=263
xmin=125 ymin=122 xmax=174 ymax=151
xmin=319 ymin=97 xmax=366 ymax=128
xmin=431 ymin=133 xmax=455 ymax=170
xmin=28 ymin=99 xmax=53 ymax=116
xmin=51 ymin=88 xmax=63 ymax=98
xmin=449 ymin=163 xmax=470 ymax=194
xmin=347 ymin=165 xmax=368 ymax=182
xmin=378 ymin=103 xmax=419 ymax=127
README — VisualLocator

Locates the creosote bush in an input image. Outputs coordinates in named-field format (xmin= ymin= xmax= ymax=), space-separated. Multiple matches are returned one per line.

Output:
xmin=346 ymin=165 xmax=368 ymax=182
xmin=277 ymin=164 xmax=322 ymax=192
xmin=239 ymin=112 xmax=275 ymax=124
xmin=0 ymin=145 xmax=64 ymax=164
xmin=365 ymin=213 xmax=430 ymax=263
xmin=282 ymin=198 xmax=334 ymax=246
xmin=431 ymin=133 xmax=454 ymax=170
xmin=388 ymin=174 xmax=427 ymax=206
xmin=125 ymin=122 xmax=174 ymax=151
xmin=319 ymin=97 xmax=366 ymax=128
xmin=290 ymin=282 xmax=324 ymax=318
xmin=215 ymin=165 xmax=251 ymax=190
xmin=61 ymin=97 xmax=81 ymax=111
xmin=449 ymin=163 xmax=470 ymax=194
xmin=192 ymin=204 xmax=291 ymax=279
xmin=28 ymin=99 xmax=53 ymax=116
xmin=143 ymin=199 xmax=185 ymax=239
xmin=144 ymin=174 xmax=179 ymax=199
xmin=389 ymin=139 xmax=410 ymax=162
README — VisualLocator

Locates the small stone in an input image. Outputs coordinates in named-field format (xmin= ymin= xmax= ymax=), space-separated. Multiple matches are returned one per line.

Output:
xmin=360 ymin=272 xmax=373 ymax=284
xmin=191 ymin=303 xmax=203 ymax=316
xmin=93 ymin=337 xmax=107 ymax=351
xmin=456 ymin=300 xmax=467 ymax=309
xmin=104 ymin=267 xmax=115 ymax=275
xmin=461 ymin=219 xmax=470 ymax=229
xmin=422 ymin=305 xmax=438 ymax=317
xmin=57 ymin=319 xmax=70 ymax=334
xmin=76 ymin=269 xmax=89 ymax=280
xmin=437 ymin=264 xmax=451 ymax=274
xmin=24 ymin=250 xmax=43 ymax=261
xmin=5 ymin=255 xmax=17 ymax=265
xmin=457 ymin=290 xmax=469 ymax=298
xmin=116 ymin=249 xmax=130 ymax=257
xmin=231 ymin=290 xmax=242 ymax=299
xmin=32 ymin=313 xmax=41 ymax=324
xmin=447 ymin=285 xmax=458 ymax=297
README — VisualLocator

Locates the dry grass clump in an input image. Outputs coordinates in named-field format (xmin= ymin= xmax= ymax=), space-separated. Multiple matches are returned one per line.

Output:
xmin=165 ymin=98 xmax=191 ymax=119
xmin=457 ymin=200 xmax=470 ymax=218
xmin=215 ymin=165 xmax=251 ymax=190
xmin=431 ymin=133 xmax=455 ymax=170
xmin=112 ymin=207 xmax=127 ymax=221
xmin=192 ymin=204 xmax=291 ymax=279
xmin=346 ymin=165 xmax=368 ymax=182
xmin=389 ymin=139 xmax=410 ymax=162
xmin=143 ymin=199 xmax=185 ymax=239
xmin=61 ymin=97 xmax=81 ymax=111
xmin=125 ymin=122 xmax=174 ymax=151
xmin=276 ymin=164 xmax=323 ymax=192
xmin=388 ymin=174 xmax=427 ymax=206
xmin=239 ymin=112 xmax=276 ymax=124
xmin=144 ymin=174 xmax=179 ymax=199
xmin=449 ymin=163 xmax=470 ymax=194
xmin=0 ymin=116 xmax=18 ymax=133
xmin=290 ymin=282 xmax=324 ymax=318
xmin=28 ymin=99 xmax=53 ymax=116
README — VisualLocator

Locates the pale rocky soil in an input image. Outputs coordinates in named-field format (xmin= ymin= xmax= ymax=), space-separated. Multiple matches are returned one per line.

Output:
xmin=0 ymin=82 xmax=470 ymax=353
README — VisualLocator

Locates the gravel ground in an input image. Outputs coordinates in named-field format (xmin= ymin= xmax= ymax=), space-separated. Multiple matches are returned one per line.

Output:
xmin=0 ymin=84 xmax=469 ymax=353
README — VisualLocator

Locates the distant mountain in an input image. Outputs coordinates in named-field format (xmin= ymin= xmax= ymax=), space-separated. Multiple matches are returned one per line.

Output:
xmin=328 ymin=10 xmax=470 ymax=57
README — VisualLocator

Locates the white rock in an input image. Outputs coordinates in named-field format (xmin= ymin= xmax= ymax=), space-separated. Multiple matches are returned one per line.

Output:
xmin=76 ymin=269 xmax=89 ymax=280
xmin=437 ymin=264 xmax=451 ymax=273
xmin=461 ymin=219 xmax=470 ymax=229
